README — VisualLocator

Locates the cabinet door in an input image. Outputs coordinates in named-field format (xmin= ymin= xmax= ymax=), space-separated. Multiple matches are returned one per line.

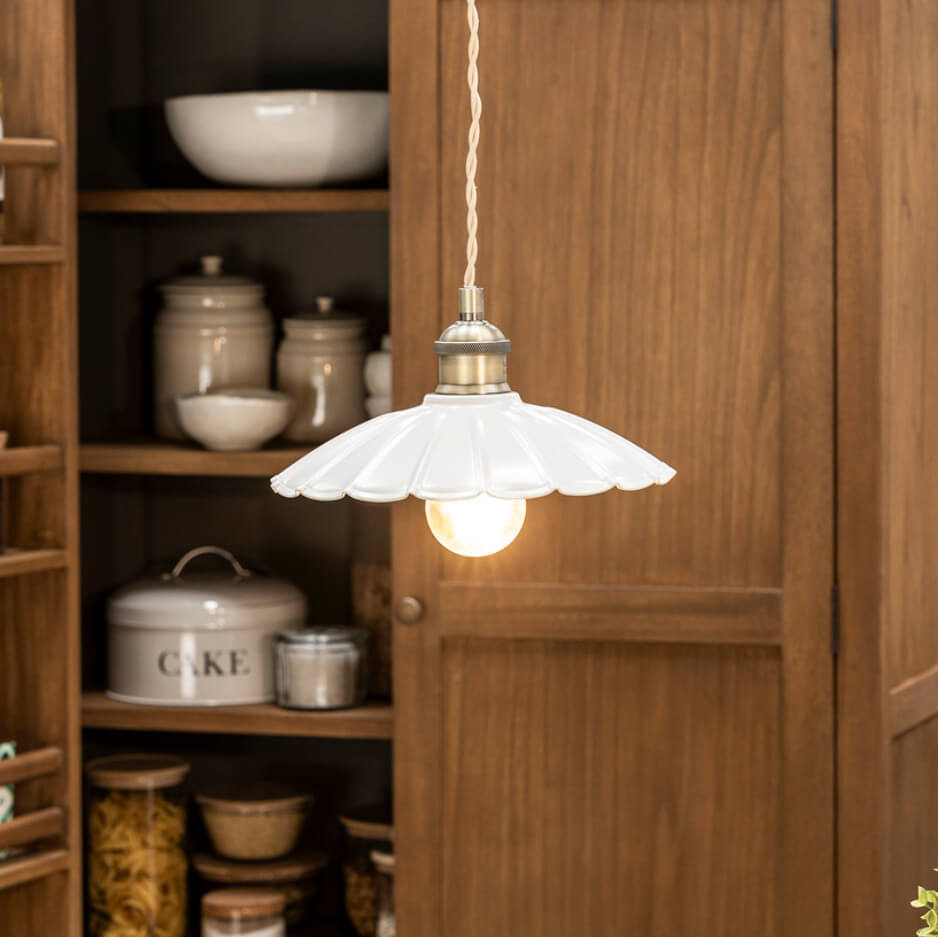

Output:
xmin=390 ymin=0 xmax=833 ymax=934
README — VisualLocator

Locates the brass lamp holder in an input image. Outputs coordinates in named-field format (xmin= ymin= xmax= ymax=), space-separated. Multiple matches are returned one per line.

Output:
xmin=434 ymin=286 xmax=511 ymax=395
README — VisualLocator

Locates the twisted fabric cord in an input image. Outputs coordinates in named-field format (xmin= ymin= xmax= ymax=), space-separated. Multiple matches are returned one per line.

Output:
xmin=464 ymin=0 xmax=482 ymax=287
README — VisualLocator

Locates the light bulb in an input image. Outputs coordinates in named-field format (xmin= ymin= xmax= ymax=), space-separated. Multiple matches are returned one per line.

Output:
xmin=425 ymin=494 xmax=526 ymax=557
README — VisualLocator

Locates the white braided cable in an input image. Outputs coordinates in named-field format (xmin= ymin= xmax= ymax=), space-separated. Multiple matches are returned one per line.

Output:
xmin=463 ymin=0 xmax=482 ymax=287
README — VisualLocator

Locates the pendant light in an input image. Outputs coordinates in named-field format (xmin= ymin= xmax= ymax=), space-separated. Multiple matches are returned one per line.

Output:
xmin=271 ymin=0 xmax=675 ymax=557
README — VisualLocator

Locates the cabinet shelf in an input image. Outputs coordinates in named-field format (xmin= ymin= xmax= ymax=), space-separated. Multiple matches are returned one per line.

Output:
xmin=0 ymin=138 xmax=60 ymax=166
xmin=0 ymin=445 xmax=63 ymax=477
xmin=81 ymin=692 xmax=393 ymax=740
xmin=80 ymin=440 xmax=310 ymax=478
xmin=78 ymin=189 xmax=389 ymax=214
xmin=0 ymin=245 xmax=65 ymax=265
xmin=0 ymin=849 xmax=70 ymax=893
xmin=0 ymin=549 xmax=68 ymax=579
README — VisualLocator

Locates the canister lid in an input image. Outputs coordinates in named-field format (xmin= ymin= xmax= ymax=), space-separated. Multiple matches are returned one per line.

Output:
xmin=193 ymin=850 xmax=329 ymax=885
xmin=162 ymin=255 xmax=263 ymax=295
xmin=283 ymin=296 xmax=365 ymax=337
xmin=202 ymin=887 xmax=286 ymax=921
xmin=339 ymin=803 xmax=393 ymax=842
xmin=370 ymin=850 xmax=396 ymax=875
xmin=85 ymin=754 xmax=190 ymax=790
xmin=277 ymin=626 xmax=367 ymax=647
xmin=108 ymin=546 xmax=307 ymax=631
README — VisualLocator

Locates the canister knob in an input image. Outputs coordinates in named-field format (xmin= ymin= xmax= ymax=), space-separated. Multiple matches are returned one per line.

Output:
xmin=395 ymin=596 xmax=424 ymax=624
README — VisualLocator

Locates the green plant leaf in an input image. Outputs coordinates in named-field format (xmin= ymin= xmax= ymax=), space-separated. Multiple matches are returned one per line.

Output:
xmin=926 ymin=909 xmax=937 ymax=928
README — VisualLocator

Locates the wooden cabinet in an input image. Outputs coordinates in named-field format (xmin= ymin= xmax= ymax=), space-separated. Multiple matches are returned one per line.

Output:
xmin=391 ymin=0 xmax=834 ymax=934
xmin=0 ymin=0 xmax=934 ymax=934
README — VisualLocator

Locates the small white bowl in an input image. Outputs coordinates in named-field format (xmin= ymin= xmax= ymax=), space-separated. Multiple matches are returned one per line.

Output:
xmin=165 ymin=91 xmax=389 ymax=187
xmin=176 ymin=389 xmax=294 ymax=452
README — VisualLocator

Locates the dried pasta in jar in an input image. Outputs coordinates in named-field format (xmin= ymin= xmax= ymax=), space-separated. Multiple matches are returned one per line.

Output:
xmin=85 ymin=755 xmax=190 ymax=937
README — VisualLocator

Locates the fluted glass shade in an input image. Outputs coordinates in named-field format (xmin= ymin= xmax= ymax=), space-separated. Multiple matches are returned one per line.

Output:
xmin=271 ymin=392 xmax=675 ymax=503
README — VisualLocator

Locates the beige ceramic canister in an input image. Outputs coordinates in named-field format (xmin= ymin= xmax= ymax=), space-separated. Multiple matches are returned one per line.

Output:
xmin=276 ymin=297 xmax=367 ymax=443
xmin=154 ymin=256 xmax=273 ymax=439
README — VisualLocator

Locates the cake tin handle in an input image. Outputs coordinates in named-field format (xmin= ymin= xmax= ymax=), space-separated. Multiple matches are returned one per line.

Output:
xmin=168 ymin=545 xmax=252 ymax=581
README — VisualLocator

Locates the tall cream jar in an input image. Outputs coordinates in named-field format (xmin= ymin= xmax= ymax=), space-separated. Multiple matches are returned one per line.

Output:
xmin=276 ymin=298 xmax=366 ymax=443
xmin=154 ymin=256 xmax=273 ymax=439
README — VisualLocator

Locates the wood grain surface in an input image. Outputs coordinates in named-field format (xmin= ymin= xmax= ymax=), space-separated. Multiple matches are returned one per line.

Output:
xmin=0 ymin=0 xmax=82 ymax=934
xmin=78 ymin=188 xmax=389 ymax=214
xmin=392 ymin=0 xmax=833 ymax=934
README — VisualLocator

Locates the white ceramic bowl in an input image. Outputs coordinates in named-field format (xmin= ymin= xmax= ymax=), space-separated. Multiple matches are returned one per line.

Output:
xmin=176 ymin=389 xmax=294 ymax=451
xmin=165 ymin=91 xmax=389 ymax=187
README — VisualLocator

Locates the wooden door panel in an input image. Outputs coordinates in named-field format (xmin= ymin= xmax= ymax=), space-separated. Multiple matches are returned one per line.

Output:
xmin=439 ymin=0 xmax=783 ymax=588
xmin=441 ymin=641 xmax=780 ymax=937
xmin=391 ymin=0 xmax=833 ymax=932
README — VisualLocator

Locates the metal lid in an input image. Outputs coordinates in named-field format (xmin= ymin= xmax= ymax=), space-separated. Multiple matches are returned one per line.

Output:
xmin=339 ymin=803 xmax=393 ymax=842
xmin=108 ymin=546 xmax=306 ymax=631
xmin=370 ymin=850 xmax=395 ymax=875
xmin=85 ymin=754 xmax=190 ymax=791
xmin=202 ymin=887 xmax=286 ymax=921
xmin=193 ymin=850 xmax=328 ymax=885
xmin=277 ymin=626 xmax=367 ymax=647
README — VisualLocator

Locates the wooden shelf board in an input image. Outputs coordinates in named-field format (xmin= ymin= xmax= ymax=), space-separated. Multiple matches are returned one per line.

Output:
xmin=0 ymin=138 xmax=60 ymax=166
xmin=81 ymin=692 xmax=393 ymax=740
xmin=78 ymin=189 xmax=389 ymax=214
xmin=0 ymin=807 xmax=64 ymax=852
xmin=0 ymin=549 xmax=68 ymax=579
xmin=80 ymin=440 xmax=310 ymax=478
xmin=0 ymin=245 xmax=65 ymax=265
xmin=0 ymin=849 xmax=70 ymax=893
xmin=0 ymin=746 xmax=62 ymax=786
xmin=0 ymin=445 xmax=63 ymax=478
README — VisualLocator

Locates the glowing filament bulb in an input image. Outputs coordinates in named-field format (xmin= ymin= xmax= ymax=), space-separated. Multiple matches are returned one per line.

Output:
xmin=425 ymin=494 xmax=526 ymax=557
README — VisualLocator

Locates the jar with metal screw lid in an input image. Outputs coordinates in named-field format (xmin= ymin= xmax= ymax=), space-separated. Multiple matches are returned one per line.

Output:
xmin=371 ymin=850 xmax=395 ymax=937
xmin=274 ymin=627 xmax=368 ymax=710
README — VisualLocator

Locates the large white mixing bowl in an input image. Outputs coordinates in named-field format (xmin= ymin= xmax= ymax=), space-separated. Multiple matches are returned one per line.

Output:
xmin=165 ymin=91 xmax=389 ymax=187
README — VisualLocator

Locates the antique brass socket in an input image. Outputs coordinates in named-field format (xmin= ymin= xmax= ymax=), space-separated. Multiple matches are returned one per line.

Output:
xmin=434 ymin=287 xmax=511 ymax=395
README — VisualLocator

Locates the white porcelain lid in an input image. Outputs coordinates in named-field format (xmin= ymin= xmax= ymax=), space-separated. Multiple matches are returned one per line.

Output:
xmin=161 ymin=255 xmax=265 ymax=302
xmin=109 ymin=546 xmax=306 ymax=630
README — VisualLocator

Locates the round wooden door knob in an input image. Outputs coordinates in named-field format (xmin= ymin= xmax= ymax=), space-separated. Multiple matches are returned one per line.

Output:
xmin=395 ymin=596 xmax=425 ymax=624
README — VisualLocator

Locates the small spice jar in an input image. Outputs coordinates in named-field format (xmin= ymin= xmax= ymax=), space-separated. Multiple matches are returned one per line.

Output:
xmin=86 ymin=754 xmax=190 ymax=937
xmin=275 ymin=627 xmax=368 ymax=710
xmin=371 ymin=851 xmax=395 ymax=937
xmin=276 ymin=297 xmax=367 ymax=442
xmin=339 ymin=805 xmax=393 ymax=937
xmin=202 ymin=888 xmax=286 ymax=937
xmin=154 ymin=256 xmax=273 ymax=439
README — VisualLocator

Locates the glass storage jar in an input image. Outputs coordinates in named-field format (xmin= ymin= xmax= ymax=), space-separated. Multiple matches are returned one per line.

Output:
xmin=276 ymin=297 xmax=366 ymax=443
xmin=275 ymin=627 xmax=368 ymax=710
xmin=339 ymin=804 xmax=393 ymax=937
xmin=371 ymin=851 xmax=395 ymax=937
xmin=86 ymin=754 xmax=190 ymax=937
xmin=154 ymin=255 xmax=273 ymax=439
xmin=202 ymin=888 xmax=286 ymax=937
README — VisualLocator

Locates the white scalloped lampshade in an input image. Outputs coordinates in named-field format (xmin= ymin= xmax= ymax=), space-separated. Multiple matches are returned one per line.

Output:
xmin=270 ymin=392 xmax=675 ymax=503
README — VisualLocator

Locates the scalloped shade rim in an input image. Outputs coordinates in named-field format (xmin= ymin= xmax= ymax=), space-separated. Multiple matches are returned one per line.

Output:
xmin=270 ymin=392 xmax=675 ymax=503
